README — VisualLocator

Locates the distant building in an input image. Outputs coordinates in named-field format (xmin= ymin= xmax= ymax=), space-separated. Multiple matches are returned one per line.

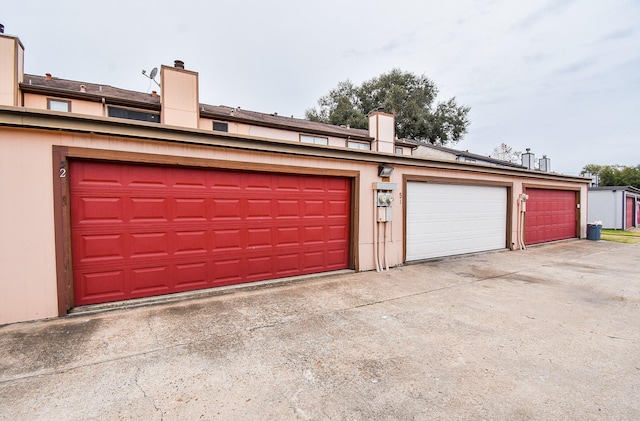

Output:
xmin=407 ymin=140 xmax=527 ymax=169
xmin=588 ymin=186 xmax=640 ymax=229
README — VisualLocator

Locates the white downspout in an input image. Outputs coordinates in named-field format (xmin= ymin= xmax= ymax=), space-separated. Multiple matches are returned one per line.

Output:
xmin=383 ymin=221 xmax=390 ymax=271
xmin=518 ymin=193 xmax=528 ymax=250
xmin=373 ymin=203 xmax=381 ymax=272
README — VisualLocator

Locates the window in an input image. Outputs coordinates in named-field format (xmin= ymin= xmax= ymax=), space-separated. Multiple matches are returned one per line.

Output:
xmin=107 ymin=106 xmax=159 ymax=123
xmin=47 ymin=99 xmax=71 ymax=112
xmin=213 ymin=121 xmax=229 ymax=132
xmin=395 ymin=147 xmax=404 ymax=155
xmin=300 ymin=134 xmax=328 ymax=145
xmin=348 ymin=141 xmax=371 ymax=150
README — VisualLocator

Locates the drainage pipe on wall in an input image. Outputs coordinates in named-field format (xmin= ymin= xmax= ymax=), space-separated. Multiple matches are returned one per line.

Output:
xmin=517 ymin=194 xmax=528 ymax=250
xmin=383 ymin=221 xmax=390 ymax=271
xmin=373 ymin=205 xmax=381 ymax=272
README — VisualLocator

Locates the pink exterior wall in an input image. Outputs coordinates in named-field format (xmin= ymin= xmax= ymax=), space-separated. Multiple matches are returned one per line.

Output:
xmin=23 ymin=93 xmax=104 ymax=116
xmin=198 ymin=117 xmax=367 ymax=148
xmin=0 ymin=35 xmax=24 ymax=106
xmin=161 ymin=65 xmax=199 ymax=128
xmin=0 ymin=128 xmax=59 ymax=323
xmin=369 ymin=112 xmax=395 ymax=153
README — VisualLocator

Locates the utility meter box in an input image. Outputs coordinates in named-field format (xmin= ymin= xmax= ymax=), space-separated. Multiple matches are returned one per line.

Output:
xmin=373 ymin=182 xmax=397 ymax=222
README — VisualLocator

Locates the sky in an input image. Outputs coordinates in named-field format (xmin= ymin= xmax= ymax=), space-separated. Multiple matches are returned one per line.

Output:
xmin=3 ymin=0 xmax=639 ymax=175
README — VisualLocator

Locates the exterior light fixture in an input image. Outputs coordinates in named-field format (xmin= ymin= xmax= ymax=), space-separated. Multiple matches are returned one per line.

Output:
xmin=378 ymin=164 xmax=394 ymax=178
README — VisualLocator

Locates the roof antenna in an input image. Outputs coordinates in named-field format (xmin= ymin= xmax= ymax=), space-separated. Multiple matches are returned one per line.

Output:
xmin=141 ymin=67 xmax=160 ymax=89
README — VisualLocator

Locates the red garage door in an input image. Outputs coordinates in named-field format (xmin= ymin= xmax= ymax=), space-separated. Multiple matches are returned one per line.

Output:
xmin=525 ymin=189 xmax=577 ymax=245
xmin=70 ymin=161 xmax=351 ymax=306
xmin=626 ymin=197 xmax=635 ymax=229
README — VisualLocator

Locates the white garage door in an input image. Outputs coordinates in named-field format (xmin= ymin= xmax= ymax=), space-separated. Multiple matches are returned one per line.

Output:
xmin=406 ymin=182 xmax=507 ymax=261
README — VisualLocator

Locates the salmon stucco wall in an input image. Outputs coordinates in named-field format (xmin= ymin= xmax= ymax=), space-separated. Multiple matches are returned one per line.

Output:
xmin=0 ymin=129 xmax=59 ymax=323
xmin=23 ymin=94 xmax=104 ymax=116
xmin=0 ymin=35 xmax=23 ymax=106
xmin=0 ymin=114 xmax=588 ymax=324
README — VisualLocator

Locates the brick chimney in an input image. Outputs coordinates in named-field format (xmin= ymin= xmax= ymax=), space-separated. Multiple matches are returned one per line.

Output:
xmin=160 ymin=60 xmax=199 ymax=128
xmin=0 ymin=32 xmax=25 ymax=106
xmin=368 ymin=110 xmax=395 ymax=153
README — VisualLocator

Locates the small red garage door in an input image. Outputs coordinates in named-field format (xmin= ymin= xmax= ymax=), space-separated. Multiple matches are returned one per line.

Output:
xmin=525 ymin=189 xmax=577 ymax=245
xmin=626 ymin=196 xmax=635 ymax=229
xmin=70 ymin=161 xmax=351 ymax=306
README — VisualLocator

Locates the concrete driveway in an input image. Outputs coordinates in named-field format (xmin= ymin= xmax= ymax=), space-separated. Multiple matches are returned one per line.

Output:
xmin=1 ymin=240 xmax=639 ymax=420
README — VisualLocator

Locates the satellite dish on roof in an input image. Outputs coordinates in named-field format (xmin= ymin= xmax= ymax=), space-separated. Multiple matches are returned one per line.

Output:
xmin=141 ymin=66 xmax=160 ymax=88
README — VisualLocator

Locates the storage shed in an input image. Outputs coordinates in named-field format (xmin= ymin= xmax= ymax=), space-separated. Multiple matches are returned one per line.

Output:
xmin=587 ymin=186 xmax=640 ymax=230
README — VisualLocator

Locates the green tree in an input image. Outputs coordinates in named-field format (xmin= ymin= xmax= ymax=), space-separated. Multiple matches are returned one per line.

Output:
xmin=580 ymin=164 xmax=640 ymax=188
xmin=306 ymin=69 xmax=471 ymax=145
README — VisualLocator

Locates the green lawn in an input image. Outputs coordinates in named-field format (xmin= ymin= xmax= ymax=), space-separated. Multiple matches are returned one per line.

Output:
xmin=600 ymin=229 xmax=640 ymax=244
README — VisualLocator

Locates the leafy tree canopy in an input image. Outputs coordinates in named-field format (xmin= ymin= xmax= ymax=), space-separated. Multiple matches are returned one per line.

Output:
xmin=580 ymin=164 xmax=640 ymax=188
xmin=305 ymin=69 xmax=471 ymax=145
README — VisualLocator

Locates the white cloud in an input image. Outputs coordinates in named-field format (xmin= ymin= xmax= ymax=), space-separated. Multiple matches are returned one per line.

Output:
xmin=3 ymin=0 xmax=639 ymax=174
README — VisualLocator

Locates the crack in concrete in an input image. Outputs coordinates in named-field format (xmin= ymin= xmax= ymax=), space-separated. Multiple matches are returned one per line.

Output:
xmin=134 ymin=366 xmax=164 ymax=420
xmin=147 ymin=316 xmax=160 ymax=342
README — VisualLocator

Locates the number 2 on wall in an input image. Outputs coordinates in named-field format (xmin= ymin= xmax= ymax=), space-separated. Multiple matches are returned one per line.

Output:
xmin=59 ymin=167 xmax=67 ymax=178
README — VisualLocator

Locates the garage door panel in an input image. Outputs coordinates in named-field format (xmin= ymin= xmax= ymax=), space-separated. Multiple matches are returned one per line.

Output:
xmin=175 ymin=231 xmax=207 ymax=254
xmin=276 ymin=254 xmax=300 ymax=274
xmin=81 ymin=270 xmax=126 ymax=300
xmin=174 ymin=262 xmax=208 ymax=287
xmin=78 ymin=234 xmax=124 ymax=262
xmin=277 ymin=200 xmax=300 ymax=218
xmin=174 ymin=198 xmax=207 ymax=221
xmin=71 ymin=163 xmax=122 ymax=187
xmin=525 ymin=189 xmax=576 ymax=245
xmin=406 ymin=182 xmax=507 ymax=261
xmin=131 ymin=266 xmax=170 ymax=293
xmin=70 ymin=161 xmax=351 ymax=306
xmin=212 ymin=199 xmax=242 ymax=219
xmin=277 ymin=227 xmax=300 ymax=246
xmin=304 ymin=251 xmax=325 ymax=270
xmin=626 ymin=197 xmax=634 ymax=229
xmin=75 ymin=197 xmax=124 ymax=223
xmin=304 ymin=200 xmax=324 ymax=217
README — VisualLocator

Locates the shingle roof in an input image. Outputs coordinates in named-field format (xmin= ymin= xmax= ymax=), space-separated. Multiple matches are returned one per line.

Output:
xmin=22 ymin=74 xmax=161 ymax=107
xmin=21 ymin=74 xmax=372 ymax=140
xmin=199 ymin=104 xmax=371 ymax=140
xmin=403 ymin=138 xmax=526 ymax=169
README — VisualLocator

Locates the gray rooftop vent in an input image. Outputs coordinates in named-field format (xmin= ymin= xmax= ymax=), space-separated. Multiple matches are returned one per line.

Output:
xmin=521 ymin=148 xmax=535 ymax=170
xmin=539 ymin=155 xmax=551 ymax=172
